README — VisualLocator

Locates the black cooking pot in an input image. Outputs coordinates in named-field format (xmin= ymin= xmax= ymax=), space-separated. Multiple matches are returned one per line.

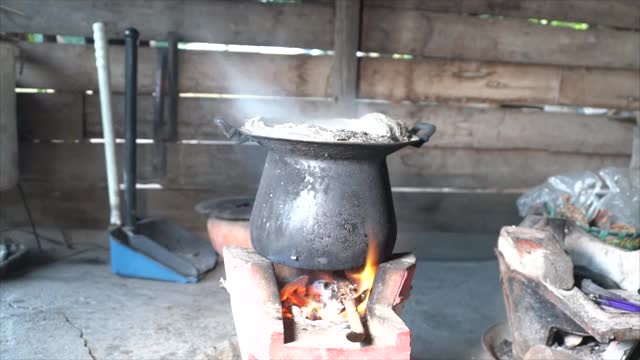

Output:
xmin=216 ymin=119 xmax=436 ymax=270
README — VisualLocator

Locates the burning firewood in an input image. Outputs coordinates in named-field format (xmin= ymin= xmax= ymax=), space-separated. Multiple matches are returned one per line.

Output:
xmin=280 ymin=275 xmax=309 ymax=299
xmin=280 ymin=275 xmax=310 ymax=318
xmin=337 ymin=280 xmax=366 ymax=342
xmin=278 ymin=271 xmax=369 ymax=342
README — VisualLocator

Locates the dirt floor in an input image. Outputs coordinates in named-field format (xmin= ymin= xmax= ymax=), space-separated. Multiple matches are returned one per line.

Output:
xmin=0 ymin=229 xmax=505 ymax=359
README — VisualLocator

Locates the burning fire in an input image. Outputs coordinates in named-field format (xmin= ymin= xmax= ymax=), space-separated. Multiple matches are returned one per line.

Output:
xmin=279 ymin=239 xmax=379 ymax=320
xmin=346 ymin=239 xmax=379 ymax=314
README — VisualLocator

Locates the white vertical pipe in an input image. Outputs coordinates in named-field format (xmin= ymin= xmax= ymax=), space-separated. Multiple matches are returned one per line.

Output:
xmin=93 ymin=22 xmax=121 ymax=226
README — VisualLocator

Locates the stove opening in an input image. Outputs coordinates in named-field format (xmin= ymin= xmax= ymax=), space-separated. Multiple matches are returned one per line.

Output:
xmin=279 ymin=240 xmax=379 ymax=322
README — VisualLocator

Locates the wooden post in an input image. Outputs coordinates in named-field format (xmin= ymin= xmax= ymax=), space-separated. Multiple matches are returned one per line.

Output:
xmin=0 ymin=41 xmax=18 ymax=191
xmin=333 ymin=0 xmax=362 ymax=117
xmin=153 ymin=47 xmax=167 ymax=180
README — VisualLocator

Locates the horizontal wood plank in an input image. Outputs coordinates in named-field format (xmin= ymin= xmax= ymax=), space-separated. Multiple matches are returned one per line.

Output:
xmin=163 ymin=144 xmax=266 ymax=189
xmin=18 ymin=143 xmax=266 ymax=189
xmin=0 ymin=183 xmax=520 ymax=234
xmin=392 ymin=191 xmax=520 ymax=234
xmin=84 ymin=95 xmax=338 ymax=140
xmin=359 ymin=58 xmax=640 ymax=110
xmin=361 ymin=7 xmax=640 ymax=69
xmin=3 ymin=0 xmax=637 ymax=68
xmin=361 ymin=103 xmax=635 ymax=155
xmin=557 ymin=68 xmax=640 ymax=110
xmin=18 ymin=142 xmax=629 ymax=189
xmin=387 ymin=147 xmax=629 ymax=188
xmin=364 ymin=0 xmax=640 ymax=30
xmin=0 ymin=0 xmax=334 ymax=48
xmin=134 ymin=190 xmax=524 ymax=235
xmin=19 ymin=94 xmax=633 ymax=154
xmin=84 ymin=93 xmax=155 ymax=139
xmin=0 ymin=184 xmax=112 ymax=229
xmin=16 ymin=93 xmax=83 ymax=140
xmin=18 ymin=143 xmax=155 ymax=185
xmin=17 ymin=42 xmax=333 ymax=96
xmin=17 ymin=42 xmax=640 ymax=109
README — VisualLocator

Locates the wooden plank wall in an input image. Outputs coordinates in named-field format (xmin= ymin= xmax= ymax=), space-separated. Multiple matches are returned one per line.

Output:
xmin=1 ymin=0 xmax=638 ymax=236
xmin=13 ymin=42 xmax=640 ymax=108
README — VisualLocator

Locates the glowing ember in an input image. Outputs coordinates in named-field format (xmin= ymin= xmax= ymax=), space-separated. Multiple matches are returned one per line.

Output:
xmin=280 ymin=274 xmax=344 ymax=321
xmin=279 ymin=240 xmax=379 ymax=320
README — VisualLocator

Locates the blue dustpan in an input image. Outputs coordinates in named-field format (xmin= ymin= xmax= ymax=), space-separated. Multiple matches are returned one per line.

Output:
xmin=99 ymin=27 xmax=218 ymax=284
xmin=109 ymin=219 xmax=217 ymax=284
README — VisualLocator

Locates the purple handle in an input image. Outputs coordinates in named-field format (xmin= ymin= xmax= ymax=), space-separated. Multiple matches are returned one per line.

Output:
xmin=595 ymin=295 xmax=640 ymax=313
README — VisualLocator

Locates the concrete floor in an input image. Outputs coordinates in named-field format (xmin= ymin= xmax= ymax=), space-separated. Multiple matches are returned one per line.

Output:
xmin=0 ymin=230 xmax=505 ymax=360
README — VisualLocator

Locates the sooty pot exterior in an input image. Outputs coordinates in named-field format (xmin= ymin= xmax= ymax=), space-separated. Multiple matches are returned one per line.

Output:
xmin=251 ymin=140 xmax=401 ymax=270
xmin=216 ymin=119 xmax=436 ymax=270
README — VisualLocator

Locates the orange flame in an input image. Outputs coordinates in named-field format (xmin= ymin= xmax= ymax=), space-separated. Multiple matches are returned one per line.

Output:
xmin=346 ymin=239 xmax=378 ymax=315
xmin=279 ymin=239 xmax=379 ymax=320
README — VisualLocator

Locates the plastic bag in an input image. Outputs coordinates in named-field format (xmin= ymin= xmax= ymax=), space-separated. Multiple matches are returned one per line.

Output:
xmin=598 ymin=167 xmax=640 ymax=228
xmin=517 ymin=167 xmax=639 ymax=229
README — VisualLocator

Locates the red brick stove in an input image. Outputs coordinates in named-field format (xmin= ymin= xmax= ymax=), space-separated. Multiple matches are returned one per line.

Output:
xmin=214 ymin=117 xmax=436 ymax=359
xmin=223 ymin=246 xmax=416 ymax=360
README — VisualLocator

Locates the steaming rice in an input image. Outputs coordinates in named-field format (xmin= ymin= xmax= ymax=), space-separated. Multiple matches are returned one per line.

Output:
xmin=241 ymin=113 xmax=411 ymax=143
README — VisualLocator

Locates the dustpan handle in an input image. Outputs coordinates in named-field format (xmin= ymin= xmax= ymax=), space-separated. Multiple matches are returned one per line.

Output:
xmin=124 ymin=28 xmax=139 ymax=231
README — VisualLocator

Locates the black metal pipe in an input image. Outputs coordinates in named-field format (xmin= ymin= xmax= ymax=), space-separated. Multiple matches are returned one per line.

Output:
xmin=123 ymin=27 xmax=139 ymax=231
xmin=166 ymin=32 xmax=178 ymax=141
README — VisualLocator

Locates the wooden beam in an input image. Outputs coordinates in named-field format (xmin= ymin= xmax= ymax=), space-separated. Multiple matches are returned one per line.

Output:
xmin=364 ymin=0 xmax=640 ymax=30
xmin=17 ymin=42 xmax=640 ymax=109
xmin=333 ymin=0 xmax=362 ymax=117
xmin=361 ymin=7 xmax=640 ymax=69
xmin=359 ymin=58 xmax=640 ymax=110
xmin=0 ymin=0 xmax=334 ymax=48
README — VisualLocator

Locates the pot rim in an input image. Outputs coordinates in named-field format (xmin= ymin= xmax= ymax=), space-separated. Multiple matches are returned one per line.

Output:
xmin=246 ymin=133 xmax=423 ymax=147
xmin=215 ymin=118 xmax=435 ymax=149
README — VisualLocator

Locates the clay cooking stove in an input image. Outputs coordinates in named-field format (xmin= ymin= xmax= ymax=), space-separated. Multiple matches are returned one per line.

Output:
xmin=223 ymin=245 xmax=416 ymax=359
